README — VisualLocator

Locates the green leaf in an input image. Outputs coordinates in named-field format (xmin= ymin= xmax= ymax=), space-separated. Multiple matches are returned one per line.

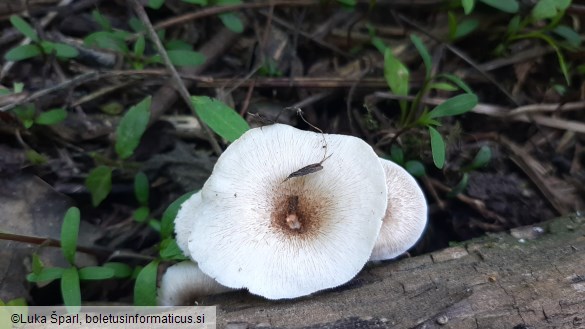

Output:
xmin=337 ymin=0 xmax=357 ymax=5
xmin=462 ymin=0 xmax=475 ymax=14
xmin=531 ymin=0 xmax=569 ymax=20
xmin=134 ymin=260 xmax=159 ymax=306
xmin=27 ymin=267 xmax=64 ymax=283
xmin=78 ymin=266 xmax=115 ymax=280
xmin=25 ymin=149 xmax=47 ymax=165
xmin=148 ymin=0 xmax=166 ymax=9
xmin=556 ymin=0 xmax=571 ymax=11
xmin=103 ymin=262 xmax=133 ymax=279
xmin=429 ymin=126 xmax=446 ymax=169
xmin=410 ymin=35 xmax=431 ymax=80
xmin=7 ymin=298 xmax=26 ymax=306
xmin=159 ymin=238 xmax=188 ymax=260
xmin=148 ymin=219 xmax=161 ymax=232
xmin=61 ymin=207 xmax=80 ymax=265
xmin=134 ymin=172 xmax=149 ymax=206
xmin=92 ymin=10 xmax=112 ymax=31
xmin=429 ymin=82 xmax=458 ymax=91
xmin=219 ymin=13 xmax=244 ymax=33
xmin=85 ymin=165 xmax=112 ymax=207
xmin=42 ymin=42 xmax=78 ymax=58
xmin=35 ymin=108 xmax=67 ymax=125
xmin=553 ymin=25 xmax=581 ymax=48
xmin=165 ymin=39 xmax=193 ymax=51
xmin=508 ymin=15 xmax=521 ymax=36
xmin=60 ymin=267 xmax=81 ymax=310
xmin=532 ymin=0 xmax=556 ymax=20
xmin=479 ymin=0 xmax=519 ymax=13
xmin=161 ymin=191 xmax=196 ymax=239
xmin=454 ymin=19 xmax=479 ymax=39
xmin=84 ymin=31 xmax=129 ymax=53
xmin=383 ymin=48 xmax=410 ymax=97
xmin=133 ymin=206 xmax=150 ymax=223
xmin=405 ymin=160 xmax=426 ymax=177
xmin=428 ymin=93 xmax=478 ymax=118
xmin=153 ymin=50 xmax=206 ymax=67
xmin=390 ymin=145 xmax=404 ymax=165
xmin=468 ymin=145 xmax=491 ymax=170
xmin=448 ymin=172 xmax=469 ymax=197
xmin=371 ymin=36 xmax=387 ymax=54
xmin=134 ymin=35 xmax=146 ymax=57
xmin=13 ymin=82 xmax=24 ymax=93
xmin=12 ymin=105 xmax=35 ymax=122
xmin=10 ymin=15 xmax=39 ymax=42
xmin=115 ymin=97 xmax=151 ymax=159
xmin=5 ymin=44 xmax=41 ymax=61
xmin=439 ymin=74 xmax=473 ymax=94
xmin=191 ymin=96 xmax=250 ymax=142
xmin=448 ymin=12 xmax=458 ymax=41
xmin=32 ymin=253 xmax=43 ymax=275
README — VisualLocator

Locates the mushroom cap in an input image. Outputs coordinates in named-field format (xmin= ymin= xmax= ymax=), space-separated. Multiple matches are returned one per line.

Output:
xmin=185 ymin=124 xmax=387 ymax=299
xmin=369 ymin=158 xmax=427 ymax=261
xmin=174 ymin=191 xmax=201 ymax=258
xmin=157 ymin=261 xmax=233 ymax=306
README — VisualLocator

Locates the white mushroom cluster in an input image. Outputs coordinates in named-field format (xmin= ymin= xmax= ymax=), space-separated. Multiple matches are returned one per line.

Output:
xmin=158 ymin=124 xmax=427 ymax=303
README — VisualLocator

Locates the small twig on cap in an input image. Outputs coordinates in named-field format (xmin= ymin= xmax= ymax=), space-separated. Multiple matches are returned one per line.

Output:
xmin=283 ymin=153 xmax=332 ymax=182
xmin=129 ymin=0 xmax=223 ymax=156
xmin=281 ymin=106 xmax=332 ymax=182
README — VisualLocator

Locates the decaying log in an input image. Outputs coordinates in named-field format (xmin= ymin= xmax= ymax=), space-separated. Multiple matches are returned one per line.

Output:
xmin=202 ymin=214 xmax=585 ymax=329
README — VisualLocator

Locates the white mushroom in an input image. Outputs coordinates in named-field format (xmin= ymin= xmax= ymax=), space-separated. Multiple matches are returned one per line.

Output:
xmin=174 ymin=191 xmax=201 ymax=258
xmin=369 ymin=158 xmax=428 ymax=261
xmin=157 ymin=261 xmax=233 ymax=306
xmin=179 ymin=124 xmax=388 ymax=299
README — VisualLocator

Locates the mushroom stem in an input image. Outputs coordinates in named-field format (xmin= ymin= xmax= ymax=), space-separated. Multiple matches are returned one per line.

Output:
xmin=286 ymin=214 xmax=302 ymax=230
xmin=286 ymin=195 xmax=302 ymax=230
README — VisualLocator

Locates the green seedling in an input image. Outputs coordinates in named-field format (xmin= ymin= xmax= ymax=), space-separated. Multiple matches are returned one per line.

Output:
xmin=5 ymin=15 xmax=78 ymax=61
xmin=26 ymin=207 xmax=132 ymax=311
xmin=379 ymin=35 xmax=478 ymax=169
xmin=84 ymin=10 xmax=206 ymax=70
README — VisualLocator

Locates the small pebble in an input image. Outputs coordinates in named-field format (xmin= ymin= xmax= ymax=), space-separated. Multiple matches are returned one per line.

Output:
xmin=436 ymin=315 xmax=448 ymax=325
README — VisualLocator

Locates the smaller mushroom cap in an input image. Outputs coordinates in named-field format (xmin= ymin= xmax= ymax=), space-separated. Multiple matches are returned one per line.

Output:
xmin=174 ymin=191 xmax=202 ymax=258
xmin=157 ymin=261 xmax=233 ymax=306
xmin=370 ymin=158 xmax=428 ymax=261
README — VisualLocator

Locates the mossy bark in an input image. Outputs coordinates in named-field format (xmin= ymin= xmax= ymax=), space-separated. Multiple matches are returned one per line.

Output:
xmin=204 ymin=214 xmax=585 ymax=329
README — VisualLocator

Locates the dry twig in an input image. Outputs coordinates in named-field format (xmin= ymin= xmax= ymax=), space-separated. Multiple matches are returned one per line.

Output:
xmin=129 ymin=0 xmax=223 ymax=155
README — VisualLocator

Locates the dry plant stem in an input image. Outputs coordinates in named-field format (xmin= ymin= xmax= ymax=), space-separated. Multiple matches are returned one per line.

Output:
xmin=371 ymin=92 xmax=585 ymax=134
xmin=0 ymin=72 xmax=386 ymax=111
xmin=0 ymin=232 xmax=112 ymax=258
xmin=421 ymin=176 xmax=445 ymax=210
xmin=498 ymin=136 xmax=569 ymax=215
xmin=259 ymin=10 xmax=351 ymax=57
xmin=149 ymin=21 xmax=245 ymax=121
xmin=239 ymin=80 xmax=256 ymax=116
xmin=429 ymin=177 xmax=506 ymax=225
xmin=207 ymin=77 xmax=386 ymax=88
xmin=129 ymin=0 xmax=222 ymax=156
xmin=153 ymin=0 xmax=319 ymax=31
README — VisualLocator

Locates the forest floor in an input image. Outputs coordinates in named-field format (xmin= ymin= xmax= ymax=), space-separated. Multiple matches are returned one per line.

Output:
xmin=0 ymin=0 xmax=583 ymax=306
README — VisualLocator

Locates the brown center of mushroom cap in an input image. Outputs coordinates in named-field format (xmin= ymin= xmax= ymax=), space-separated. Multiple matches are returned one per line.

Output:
xmin=270 ymin=180 xmax=332 ymax=238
